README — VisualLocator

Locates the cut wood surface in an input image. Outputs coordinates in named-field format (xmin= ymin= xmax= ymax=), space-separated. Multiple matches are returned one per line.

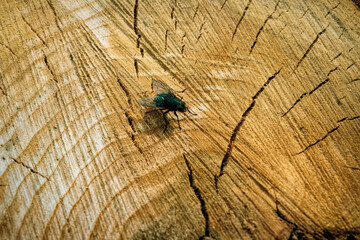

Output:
xmin=0 ymin=0 xmax=359 ymax=239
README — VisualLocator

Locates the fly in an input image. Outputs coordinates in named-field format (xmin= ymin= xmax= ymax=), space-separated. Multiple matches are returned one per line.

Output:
xmin=138 ymin=79 xmax=196 ymax=133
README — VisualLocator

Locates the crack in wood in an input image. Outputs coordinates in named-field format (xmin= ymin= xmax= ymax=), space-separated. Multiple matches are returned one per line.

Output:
xmin=232 ymin=0 xmax=252 ymax=41
xmin=297 ymin=126 xmax=339 ymax=154
xmin=249 ymin=0 xmax=280 ymax=55
xmin=171 ymin=7 xmax=175 ymax=19
xmin=133 ymin=0 xmax=139 ymax=35
xmin=325 ymin=2 xmax=340 ymax=17
xmin=44 ymin=56 xmax=58 ymax=82
xmin=344 ymin=166 xmax=360 ymax=171
xmin=0 ymin=42 xmax=16 ymax=56
xmin=281 ymin=92 xmax=307 ymax=117
xmin=215 ymin=69 xmax=281 ymax=188
xmin=274 ymin=197 xmax=306 ymax=240
xmin=221 ymin=0 xmax=228 ymax=10
xmin=330 ymin=52 xmax=342 ymax=62
xmin=348 ymin=78 xmax=360 ymax=84
xmin=10 ymin=157 xmax=50 ymax=180
xmin=326 ymin=66 xmax=338 ymax=76
xmin=134 ymin=59 xmax=139 ymax=77
xmin=193 ymin=4 xmax=199 ymax=20
xmin=346 ymin=62 xmax=354 ymax=70
xmin=0 ymin=85 xmax=7 ymax=96
xmin=308 ymin=78 xmax=329 ymax=95
xmin=165 ymin=29 xmax=169 ymax=51
xmin=294 ymin=26 xmax=327 ymax=71
xmin=282 ymin=67 xmax=336 ymax=117
xmin=183 ymin=154 xmax=210 ymax=239
xmin=21 ymin=15 xmax=48 ymax=47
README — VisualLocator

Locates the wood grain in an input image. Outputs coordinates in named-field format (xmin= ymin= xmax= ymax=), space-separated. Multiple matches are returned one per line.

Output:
xmin=0 ymin=0 xmax=359 ymax=239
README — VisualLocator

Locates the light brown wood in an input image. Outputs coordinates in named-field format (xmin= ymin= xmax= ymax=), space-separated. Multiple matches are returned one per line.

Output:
xmin=1 ymin=0 xmax=359 ymax=239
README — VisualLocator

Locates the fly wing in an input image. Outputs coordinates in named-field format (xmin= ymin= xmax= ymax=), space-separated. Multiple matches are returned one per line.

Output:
xmin=152 ymin=79 xmax=173 ymax=95
xmin=138 ymin=96 xmax=157 ymax=107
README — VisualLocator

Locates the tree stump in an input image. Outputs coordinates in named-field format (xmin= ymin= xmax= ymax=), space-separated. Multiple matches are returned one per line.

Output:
xmin=1 ymin=0 xmax=359 ymax=239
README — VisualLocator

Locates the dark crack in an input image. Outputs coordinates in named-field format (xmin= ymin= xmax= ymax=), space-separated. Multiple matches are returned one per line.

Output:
xmin=346 ymin=62 xmax=355 ymax=70
xmin=326 ymin=67 xmax=338 ymax=76
xmin=171 ymin=7 xmax=175 ymax=19
xmin=0 ymin=42 xmax=16 ymax=56
xmin=282 ymin=92 xmax=308 ymax=117
xmin=183 ymin=154 xmax=210 ymax=239
xmin=165 ymin=29 xmax=169 ymax=51
xmin=294 ymin=26 xmax=327 ymax=71
xmin=308 ymin=78 xmax=329 ymax=95
xmin=344 ymin=166 xmax=360 ymax=171
xmin=221 ymin=0 xmax=228 ymax=9
xmin=10 ymin=157 xmax=50 ymax=180
xmin=134 ymin=59 xmax=139 ymax=77
xmin=282 ymin=73 xmax=332 ymax=117
xmin=330 ymin=52 xmax=341 ymax=62
xmin=348 ymin=78 xmax=360 ymax=84
xmin=249 ymin=0 xmax=280 ymax=54
xmin=215 ymin=69 xmax=281 ymax=188
xmin=44 ymin=56 xmax=58 ymax=82
xmin=297 ymin=126 xmax=339 ymax=154
xmin=325 ymin=2 xmax=340 ymax=17
xmin=275 ymin=198 xmax=306 ymax=240
xmin=181 ymin=44 xmax=185 ymax=54
xmin=348 ymin=116 xmax=359 ymax=120
xmin=193 ymin=4 xmax=199 ymax=20
xmin=21 ymin=15 xmax=47 ymax=47
xmin=133 ymin=0 xmax=139 ymax=35
xmin=232 ymin=0 xmax=252 ymax=41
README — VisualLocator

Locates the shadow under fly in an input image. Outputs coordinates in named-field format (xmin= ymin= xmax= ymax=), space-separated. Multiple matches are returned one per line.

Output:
xmin=138 ymin=79 xmax=197 ymax=133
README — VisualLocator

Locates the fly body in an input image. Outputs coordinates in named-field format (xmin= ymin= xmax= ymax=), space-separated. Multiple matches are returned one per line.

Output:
xmin=138 ymin=80 xmax=196 ymax=133
xmin=154 ymin=93 xmax=186 ymax=112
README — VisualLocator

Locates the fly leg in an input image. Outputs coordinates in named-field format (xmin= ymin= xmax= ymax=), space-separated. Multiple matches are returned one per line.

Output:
xmin=162 ymin=110 xmax=170 ymax=133
xmin=174 ymin=111 xmax=181 ymax=130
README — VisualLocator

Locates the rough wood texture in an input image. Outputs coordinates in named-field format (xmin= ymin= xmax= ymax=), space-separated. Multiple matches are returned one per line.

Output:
xmin=1 ymin=0 xmax=359 ymax=239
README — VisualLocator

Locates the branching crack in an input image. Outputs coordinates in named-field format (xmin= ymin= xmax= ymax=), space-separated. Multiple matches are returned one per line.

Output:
xmin=232 ymin=0 xmax=252 ymax=41
xmin=184 ymin=154 xmax=210 ymax=239
xmin=21 ymin=15 xmax=47 ymax=47
xmin=215 ymin=69 xmax=281 ymax=188
xmin=249 ymin=0 xmax=280 ymax=54
xmin=294 ymin=26 xmax=327 ymax=71
xmin=10 ymin=157 xmax=50 ymax=180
